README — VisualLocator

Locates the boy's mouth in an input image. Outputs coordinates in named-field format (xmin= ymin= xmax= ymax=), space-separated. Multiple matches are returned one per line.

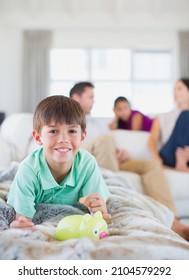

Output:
xmin=55 ymin=147 xmax=71 ymax=153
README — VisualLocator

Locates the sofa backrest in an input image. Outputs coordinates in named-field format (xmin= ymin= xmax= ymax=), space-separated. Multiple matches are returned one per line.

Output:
xmin=85 ymin=117 xmax=152 ymax=159
xmin=0 ymin=114 xmax=152 ymax=167
xmin=86 ymin=117 xmax=111 ymax=141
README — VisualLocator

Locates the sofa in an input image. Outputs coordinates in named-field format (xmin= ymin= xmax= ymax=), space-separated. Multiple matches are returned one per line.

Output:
xmin=2 ymin=113 xmax=189 ymax=260
xmin=0 ymin=113 xmax=189 ymax=225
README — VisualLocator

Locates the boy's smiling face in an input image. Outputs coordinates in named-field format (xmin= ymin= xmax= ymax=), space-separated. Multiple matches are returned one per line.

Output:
xmin=33 ymin=123 xmax=86 ymax=168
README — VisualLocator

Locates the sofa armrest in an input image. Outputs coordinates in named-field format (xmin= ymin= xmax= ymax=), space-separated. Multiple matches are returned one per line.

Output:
xmin=1 ymin=113 xmax=33 ymax=162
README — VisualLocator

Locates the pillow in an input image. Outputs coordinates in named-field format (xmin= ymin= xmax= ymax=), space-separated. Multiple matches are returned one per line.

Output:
xmin=109 ymin=130 xmax=152 ymax=159
xmin=1 ymin=113 xmax=33 ymax=162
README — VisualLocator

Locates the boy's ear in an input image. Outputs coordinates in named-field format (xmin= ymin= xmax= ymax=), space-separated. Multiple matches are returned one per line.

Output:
xmin=80 ymin=130 xmax=87 ymax=144
xmin=32 ymin=130 xmax=43 ymax=146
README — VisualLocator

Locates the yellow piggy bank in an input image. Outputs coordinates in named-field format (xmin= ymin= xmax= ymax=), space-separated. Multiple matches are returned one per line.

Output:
xmin=56 ymin=211 xmax=108 ymax=241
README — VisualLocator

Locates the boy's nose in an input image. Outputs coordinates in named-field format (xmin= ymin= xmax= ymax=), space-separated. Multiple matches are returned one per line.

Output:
xmin=58 ymin=133 xmax=70 ymax=144
xmin=59 ymin=138 xmax=69 ymax=144
xmin=58 ymin=138 xmax=70 ymax=144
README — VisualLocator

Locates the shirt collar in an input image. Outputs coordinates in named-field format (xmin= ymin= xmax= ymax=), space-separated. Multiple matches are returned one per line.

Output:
xmin=38 ymin=148 xmax=76 ymax=190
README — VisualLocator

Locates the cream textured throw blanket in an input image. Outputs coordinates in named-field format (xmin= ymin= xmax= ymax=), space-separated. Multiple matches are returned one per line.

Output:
xmin=0 ymin=167 xmax=189 ymax=260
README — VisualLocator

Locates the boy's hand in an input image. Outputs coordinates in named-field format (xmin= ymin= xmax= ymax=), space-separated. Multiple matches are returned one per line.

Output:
xmin=10 ymin=215 xmax=35 ymax=230
xmin=79 ymin=193 xmax=111 ymax=220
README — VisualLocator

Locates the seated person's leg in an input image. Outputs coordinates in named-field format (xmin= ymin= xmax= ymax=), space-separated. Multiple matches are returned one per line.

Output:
xmin=119 ymin=159 xmax=176 ymax=214
xmin=82 ymin=134 xmax=119 ymax=172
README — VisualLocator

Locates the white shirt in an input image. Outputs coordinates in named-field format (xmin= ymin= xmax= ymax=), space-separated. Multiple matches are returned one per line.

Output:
xmin=158 ymin=108 xmax=181 ymax=145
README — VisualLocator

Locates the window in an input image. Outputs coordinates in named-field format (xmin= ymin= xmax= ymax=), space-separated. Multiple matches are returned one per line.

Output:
xmin=132 ymin=51 xmax=173 ymax=114
xmin=50 ymin=48 xmax=173 ymax=117
xmin=50 ymin=49 xmax=89 ymax=97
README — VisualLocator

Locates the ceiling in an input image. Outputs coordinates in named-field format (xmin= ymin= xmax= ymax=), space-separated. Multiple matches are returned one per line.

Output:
xmin=0 ymin=0 xmax=189 ymax=30
xmin=0 ymin=0 xmax=189 ymax=15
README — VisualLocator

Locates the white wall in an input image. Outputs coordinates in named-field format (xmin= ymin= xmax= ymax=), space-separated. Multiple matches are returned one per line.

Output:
xmin=0 ymin=1 xmax=186 ymax=115
xmin=0 ymin=28 xmax=22 ymax=116
xmin=53 ymin=30 xmax=178 ymax=50
xmin=53 ymin=29 xmax=179 ymax=81
xmin=0 ymin=27 xmax=180 ymax=116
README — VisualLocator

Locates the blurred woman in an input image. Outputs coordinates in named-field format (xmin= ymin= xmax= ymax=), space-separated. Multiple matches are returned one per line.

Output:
xmin=148 ymin=78 xmax=189 ymax=172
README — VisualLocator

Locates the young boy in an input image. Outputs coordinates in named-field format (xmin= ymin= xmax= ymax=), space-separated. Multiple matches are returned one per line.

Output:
xmin=7 ymin=95 xmax=110 ymax=230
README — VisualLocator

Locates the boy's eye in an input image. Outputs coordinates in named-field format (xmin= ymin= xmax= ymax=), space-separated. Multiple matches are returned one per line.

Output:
xmin=69 ymin=129 xmax=78 ymax=134
xmin=49 ymin=130 xmax=57 ymax=134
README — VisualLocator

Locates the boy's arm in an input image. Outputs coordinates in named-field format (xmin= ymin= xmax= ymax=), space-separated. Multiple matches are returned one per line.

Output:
xmin=80 ymin=158 xmax=110 ymax=203
xmin=78 ymin=151 xmax=111 ymax=219
xmin=7 ymin=163 xmax=38 ymax=220
xmin=10 ymin=213 xmax=35 ymax=230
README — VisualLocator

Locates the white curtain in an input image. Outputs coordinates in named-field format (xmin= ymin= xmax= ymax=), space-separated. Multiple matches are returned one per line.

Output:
xmin=178 ymin=31 xmax=189 ymax=78
xmin=22 ymin=30 xmax=52 ymax=112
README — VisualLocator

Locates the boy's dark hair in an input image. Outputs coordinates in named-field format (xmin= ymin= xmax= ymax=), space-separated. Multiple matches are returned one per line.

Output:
xmin=69 ymin=82 xmax=94 ymax=97
xmin=114 ymin=96 xmax=129 ymax=107
xmin=179 ymin=78 xmax=189 ymax=90
xmin=33 ymin=95 xmax=86 ymax=133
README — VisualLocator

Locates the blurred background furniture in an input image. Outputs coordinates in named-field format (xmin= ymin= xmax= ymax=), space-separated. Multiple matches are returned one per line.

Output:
xmin=0 ymin=112 xmax=5 ymax=126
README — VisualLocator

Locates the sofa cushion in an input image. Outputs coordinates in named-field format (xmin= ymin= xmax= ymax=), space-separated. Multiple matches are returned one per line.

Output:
xmin=110 ymin=130 xmax=152 ymax=159
xmin=164 ymin=169 xmax=189 ymax=200
xmin=118 ymin=168 xmax=189 ymax=220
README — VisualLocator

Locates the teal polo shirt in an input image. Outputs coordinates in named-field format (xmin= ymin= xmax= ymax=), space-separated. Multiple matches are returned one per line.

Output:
xmin=7 ymin=147 xmax=110 ymax=219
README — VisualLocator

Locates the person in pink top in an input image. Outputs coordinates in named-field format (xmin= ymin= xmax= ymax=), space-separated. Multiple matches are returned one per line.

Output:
xmin=109 ymin=96 xmax=153 ymax=132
